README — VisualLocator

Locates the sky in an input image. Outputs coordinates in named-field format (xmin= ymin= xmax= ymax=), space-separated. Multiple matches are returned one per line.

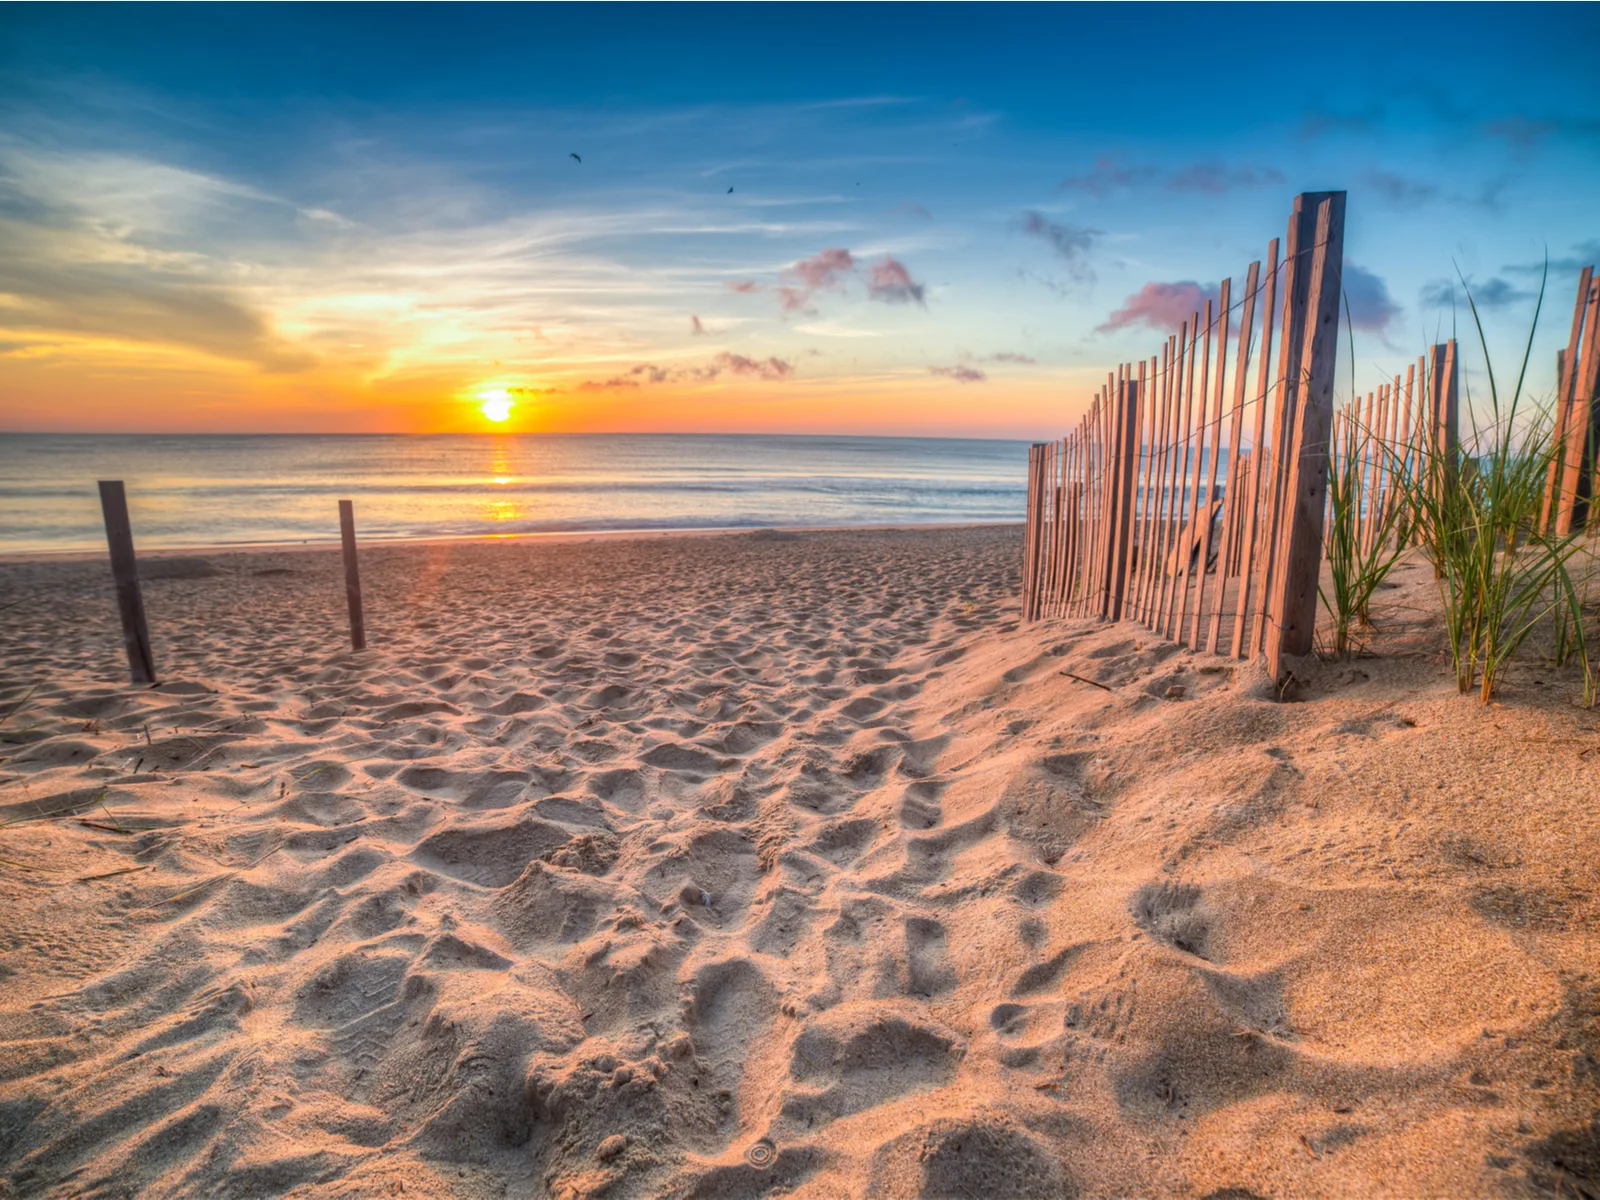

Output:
xmin=1 ymin=2 xmax=1597 ymax=439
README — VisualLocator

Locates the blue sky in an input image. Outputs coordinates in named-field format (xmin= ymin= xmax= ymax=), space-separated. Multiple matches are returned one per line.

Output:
xmin=1 ymin=2 xmax=1597 ymax=435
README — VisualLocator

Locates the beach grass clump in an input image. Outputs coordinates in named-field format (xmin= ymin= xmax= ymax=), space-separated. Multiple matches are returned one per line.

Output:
xmin=1392 ymin=275 xmax=1592 ymax=702
xmin=1321 ymin=408 xmax=1408 ymax=658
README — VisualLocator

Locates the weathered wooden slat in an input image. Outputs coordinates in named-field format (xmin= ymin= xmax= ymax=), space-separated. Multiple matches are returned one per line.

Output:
xmin=1079 ymin=399 xmax=1097 ymax=617
xmin=1544 ymin=266 xmax=1594 ymax=533
xmin=1194 ymin=282 xmax=1233 ymax=647
xmin=1264 ymin=191 xmax=1348 ymax=684
xmin=1095 ymin=389 xmax=1113 ymax=615
xmin=1368 ymin=386 xmax=1392 ymax=553
xmin=1573 ymin=279 xmax=1600 ymax=530
xmin=1036 ymin=441 xmax=1049 ymax=620
xmin=1044 ymin=440 xmax=1057 ymax=618
xmin=1100 ymin=373 xmax=1121 ymax=617
xmin=1233 ymin=238 xmax=1280 ymax=657
xmin=1035 ymin=443 xmax=1049 ymax=620
xmin=1107 ymin=372 xmax=1142 ymax=620
xmin=1067 ymin=434 xmax=1082 ymax=612
xmin=1357 ymin=388 xmax=1379 ymax=552
xmin=1071 ymin=414 xmax=1088 ymax=617
xmin=1154 ymin=326 xmax=1190 ymax=636
xmin=1129 ymin=361 xmax=1153 ymax=623
xmin=1555 ymin=273 xmax=1600 ymax=535
xmin=1137 ymin=342 xmax=1173 ymax=626
xmin=1176 ymin=300 xmax=1216 ymax=646
xmin=1252 ymin=201 xmax=1314 ymax=660
xmin=1208 ymin=262 xmax=1260 ymax=654
xmin=1068 ymin=422 xmax=1081 ymax=614
xmin=1164 ymin=314 xmax=1202 ymax=640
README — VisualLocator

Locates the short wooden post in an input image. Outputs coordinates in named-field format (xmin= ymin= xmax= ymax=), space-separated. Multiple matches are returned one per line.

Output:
xmin=97 ymin=481 xmax=156 ymax=686
xmin=339 ymin=500 xmax=367 ymax=650
xmin=1263 ymin=190 xmax=1347 ymax=685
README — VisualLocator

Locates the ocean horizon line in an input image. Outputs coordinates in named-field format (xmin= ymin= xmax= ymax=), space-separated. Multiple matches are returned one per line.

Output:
xmin=1 ymin=429 xmax=1037 ymax=443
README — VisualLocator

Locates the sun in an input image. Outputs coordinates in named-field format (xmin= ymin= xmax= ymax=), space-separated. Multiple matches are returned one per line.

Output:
xmin=477 ymin=388 xmax=514 ymax=423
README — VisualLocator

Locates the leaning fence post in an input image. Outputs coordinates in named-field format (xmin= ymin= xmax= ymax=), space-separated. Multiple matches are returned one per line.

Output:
xmin=97 ymin=480 xmax=156 ymax=686
xmin=1263 ymin=190 xmax=1347 ymax=686
xmin=338 ymin=500 xmax=367 ymax=650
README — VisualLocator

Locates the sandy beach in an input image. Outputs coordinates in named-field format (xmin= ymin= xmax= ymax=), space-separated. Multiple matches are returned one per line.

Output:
xmin=1 ymin=524 xmax=1596 ymax=1199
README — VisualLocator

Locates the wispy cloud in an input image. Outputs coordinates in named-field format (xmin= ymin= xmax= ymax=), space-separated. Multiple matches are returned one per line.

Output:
xmin=1019 ymin=212 xmax=1100 ymax=288
xmin=726 ymin=246 xmax=927 ymax=314
xmin=1097 ymin=281 xmax=1219 ymax=334
xmin=1420 ymin=275 xmax=1530 ymax=311
xmin=1366 ymin=169 xmax=1508 ymax=213
xmin=579 ymin=352 xmax=794 ymax=390
xmin=865 ymin=255 xmax=926 ymax=306
xmin=1502 ymin=239 xmax=1600 ymax=277
xmin=983 ymin=351 xmax=1035 ymax=364
xmin=1298 ymin=106 xmax=1383 ymax=140
xmin=1057 ymin=156 xmax=1281 ymax=197
xmin=1365 ymin=170 xmax=1439 ymax=208
xmin=930 ymin=364 xmax=986 ymax=383
xmin=0 ymin=145 xmax=317 ymax=371
xmin=1167 ymin=162 xmax=1284 ymax=195
xmin=1056 ymin=157 xmax=1157 ymax=198
xmin=1483 ymin=113 xmax=1600 ymax=149
xmin=1342 ymin=263 xmax=1401 ymax=334
xmin=793 ymin=319 xmax=880 ymax=338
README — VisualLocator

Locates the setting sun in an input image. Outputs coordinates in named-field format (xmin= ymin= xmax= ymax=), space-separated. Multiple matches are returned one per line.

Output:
xmin=478 ymin=389 xmax=514 ymax=423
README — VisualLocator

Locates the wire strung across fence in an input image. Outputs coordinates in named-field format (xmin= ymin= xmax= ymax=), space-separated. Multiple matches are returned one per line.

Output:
xmin=1022 ymin=192 xmax=1349 ymax=685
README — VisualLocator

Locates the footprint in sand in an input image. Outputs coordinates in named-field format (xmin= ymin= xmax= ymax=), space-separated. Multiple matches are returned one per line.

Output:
xmin=780 ymin=1003 xmax=965 ymax=1129
xmin=1130 ymin=881 xmax=1214 ymax=960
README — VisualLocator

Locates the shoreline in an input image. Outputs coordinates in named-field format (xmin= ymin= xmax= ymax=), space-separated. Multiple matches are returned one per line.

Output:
xmin=0 ymin=518 xmax=1024 ymax=566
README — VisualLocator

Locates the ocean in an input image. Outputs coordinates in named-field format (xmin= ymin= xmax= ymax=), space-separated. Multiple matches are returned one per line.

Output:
xmin=0 ymin=433 xmax=1029 ymax=554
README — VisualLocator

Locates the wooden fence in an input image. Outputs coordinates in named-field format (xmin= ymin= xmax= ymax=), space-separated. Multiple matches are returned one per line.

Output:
xmin=1328 ymin=344 xmax=1449 ymax=555
xmin=1022 ymin=191 xmax=1348 ymax=685
xmin=1024 ymin=217 xmax=1600 ymax=684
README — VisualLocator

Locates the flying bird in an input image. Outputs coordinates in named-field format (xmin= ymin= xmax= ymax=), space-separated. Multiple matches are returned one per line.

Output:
xmin=570 ymin=153 xmax=582 ymax=163
xmin=727 ymin=186 xmax=734 ymax=194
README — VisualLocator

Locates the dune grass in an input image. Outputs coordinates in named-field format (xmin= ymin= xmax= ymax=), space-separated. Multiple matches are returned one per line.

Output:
xmin=1322 ymin=405 xmax=1408 ymax=658
xmin=1391 ymin=273 xmax=1592 ymax=702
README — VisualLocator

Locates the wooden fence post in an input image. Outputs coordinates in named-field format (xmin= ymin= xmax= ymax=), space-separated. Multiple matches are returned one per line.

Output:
xmin=1575 ymin=279 xmax=1600 ymax=529
xmin=1263 ymin=191 xmax=1347 ymax=684
xmin=1545 ymin=268 xmax=1594 ymax=534
xmin=1555 ymin=273 xmax=1600 ymax=535
xmin=1432 ymin=339 xmax=1459 ymax=492
xmin=1106 ymin=375 xmax=1141 ymax=620
xmin=97 ymin=481 xmax=156 ymax=686
xmin=339 ymin=499 xmax=367 ymax=651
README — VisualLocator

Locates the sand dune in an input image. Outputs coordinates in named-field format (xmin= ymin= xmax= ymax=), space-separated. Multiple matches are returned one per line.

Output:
xmin=0 ymin=526 xmax=1596 ymax=1198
